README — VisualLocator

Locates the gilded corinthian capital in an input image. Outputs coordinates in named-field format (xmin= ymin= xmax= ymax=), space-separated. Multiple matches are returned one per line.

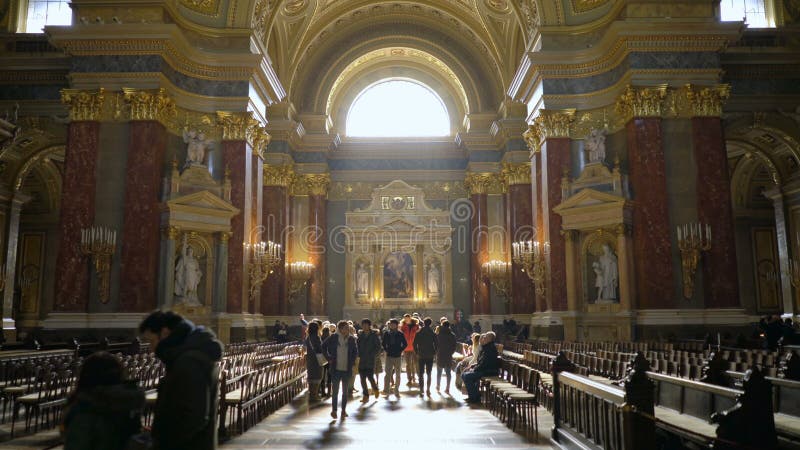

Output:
xmin=122 ymin=88 xmax=176 ymax=122
xmin=263 ymin=164 xmax=295 ymax=187
xmin=523 ymin=124 xmax=543 ymax=155
xmin=248 ymin=125 xmax=272 ymax=160
xmin=615 ymin=85 xmax=668 ymax=120
xmin=464 ymin=172 xmax=497 ymax=195
xmin=685 ymin=84 xmax=730 ymax=117
xmin=292 ymin=173 xmax=331 ymax=196
xmin=216 ymin=111 xmax=258 ymax=141
xmin=533 ymin=109 xmax=575 ymax=139
xmin=501 ymin=162 xmax=532 ymax=186
xmin=61 ymin=88 xmax=105 ymax=121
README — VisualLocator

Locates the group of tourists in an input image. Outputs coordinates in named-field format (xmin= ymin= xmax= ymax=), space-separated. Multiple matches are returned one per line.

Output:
xmin=62 ymin=311 xmax=223 ymax=450
xmin=303 ymin=312 xmax=501 ymax=419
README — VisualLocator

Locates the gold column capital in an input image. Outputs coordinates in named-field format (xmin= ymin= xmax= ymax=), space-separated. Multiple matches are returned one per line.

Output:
xmin=162 ymin=225 xmax=180 ymax=240
xmin=294 ymin=173 xmax=331 ymax=197
xmin=533 ymin=109 xmax=575 ymax=139
xmin=615 ymin=85 xmax=668 ymax=121
xmin=219 ymin=231 xmax=232 ymax=244
xmin=501 ymin=162 xmax=532 ymax=186
xmin=60 ymin=88 xmax=105 ymax=121
xmin=685 ymin=84 xmax=730 ymax=118
xmin=216 ymin=111 xmax=258 ymax=141
xmin=523 ymin=124 xmax=543 ymax=155
xmin=464 ymin=172 xmax=496 ymax=195
xmin=122 ymin=88 xmax=176 ymax=122
xmin=263 ymin=164 xmax=295 ymax=187
xmin=248 ymin=125 xmax=272 ymax=160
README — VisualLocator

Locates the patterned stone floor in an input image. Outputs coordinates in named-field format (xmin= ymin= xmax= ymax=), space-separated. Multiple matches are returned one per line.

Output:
xmin=0 ymin=374 xmax=554 ymax=449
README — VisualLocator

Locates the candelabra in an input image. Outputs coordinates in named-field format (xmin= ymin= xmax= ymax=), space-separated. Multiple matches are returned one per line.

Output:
xmin=512 ymin=240 xmax=549 ymax=297
xmin=287 ymin=261 xmax=315 ymax=302
xmin=482 ymin=259 xmax=511 ymax=301
xmin=370 ymin=297 xmax=384 ymax=321
xmin=677 ymin=222 xmax=712 ymax=299
xmin=81 ymin=226 xmax=116 ymax=304
xmin=414 ymin=296 xmax=428 ymax=315
xmin=245 ymin=240 xmax=281 ymax=302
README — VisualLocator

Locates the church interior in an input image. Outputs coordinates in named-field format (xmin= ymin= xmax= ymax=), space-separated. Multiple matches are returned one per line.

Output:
xmin=0 ymin=0 xmax=799 ymax=449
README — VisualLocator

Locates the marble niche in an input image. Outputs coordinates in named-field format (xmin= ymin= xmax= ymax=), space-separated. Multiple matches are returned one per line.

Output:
xmin=342 ymin=180 xmax=454 ymax=322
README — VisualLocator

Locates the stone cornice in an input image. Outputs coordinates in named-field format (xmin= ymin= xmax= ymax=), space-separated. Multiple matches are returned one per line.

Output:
xmin=60 ymin=88 xmax=105 ymax=121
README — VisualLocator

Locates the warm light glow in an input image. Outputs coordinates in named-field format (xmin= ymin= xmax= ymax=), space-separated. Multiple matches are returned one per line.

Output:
xmin=346 ymin=80 xmax=450 ymax=137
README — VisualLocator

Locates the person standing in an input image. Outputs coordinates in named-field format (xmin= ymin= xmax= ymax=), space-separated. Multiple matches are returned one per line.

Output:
xmin=357 ymin=319 xmax=381 ymax=403
xmin=304 ymin=322 xmax=325 ymax=402
xmin=322 ymin=321 xmax=358 ymax=419
xmin=382 ymin=319 xmax=407 ymax=396
xmin=435 ymin=321 xmax=458 ymax=394
xmin=139 ymin=311 xmax=223 ymax=450
xmin=461 ymin=332 xmax=499 ymax=404
xmin=413 ymin=317 xmax=437 ymax=397
xmin=401 ymin=314 xmax=420 ymax=386
xmin=62 ymin=352 xmax=145 ymax=450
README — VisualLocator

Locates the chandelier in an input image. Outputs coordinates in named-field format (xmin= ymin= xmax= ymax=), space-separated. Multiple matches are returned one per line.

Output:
xmin=245 ymin=240 xmax=281 ymax=302
xmin=512 ymin=240 xmax=549 ymax=297
xmin=482 ymin=259 xmax=511 ymax=300
xmin=287 ymin=261 xmax=315 ymax=301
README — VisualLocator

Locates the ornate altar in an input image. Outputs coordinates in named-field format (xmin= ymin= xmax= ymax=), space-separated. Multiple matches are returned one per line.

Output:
xmin=343 ymin=180 xmax=454 ymax=321
xmin=158 ymin=159 xmax=239 ymax=337
xmin=553 ymin=132 xmax=635 ymax=341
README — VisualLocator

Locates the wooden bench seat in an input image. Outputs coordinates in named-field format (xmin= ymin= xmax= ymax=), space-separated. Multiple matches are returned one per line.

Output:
xmin=654 ymin=405 xmax=717 ymax=440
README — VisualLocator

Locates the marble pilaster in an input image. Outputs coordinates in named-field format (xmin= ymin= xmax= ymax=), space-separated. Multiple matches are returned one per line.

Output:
xmin=504 ymin=164 xmax=534 ymax=314
xmin=261 ymin=164 xmax=292 ymax=316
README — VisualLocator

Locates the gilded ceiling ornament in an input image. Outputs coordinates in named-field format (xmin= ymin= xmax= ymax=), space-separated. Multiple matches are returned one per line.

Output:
xmin=179 ymin=0 xmax=221 ymax=16
xmin=570 ymin=0 xmax=609 ymax=14
xmin=283 ymin=0 xmax=306 ymax=15
xmin=685 ymin=84 xmax=730 ymax=118
xmin=533 ymin=109 xmax=575 ymax=139
xmin=486 ymin=0 xmax=510 ymax=13
xmin=216 ymin=111 xmax=258 ymax=141
xmin=263 ymin=164 xmax=295 ymax=187
xmin=60 ymin=88 xmax=105 ymax=122
xmin=122 ymin=88 xmax=176 ymax=122
xmin=253 ymin=0 xmax=272 ymax=40
xmin=615 ymin=85 xmax=667 ymax=121
xmin=501 ymin=162 xmax=531 ymax=186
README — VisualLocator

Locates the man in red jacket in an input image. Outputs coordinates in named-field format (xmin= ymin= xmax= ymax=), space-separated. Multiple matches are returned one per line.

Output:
xmin=401 ymin=314 xmax=419 ymax=386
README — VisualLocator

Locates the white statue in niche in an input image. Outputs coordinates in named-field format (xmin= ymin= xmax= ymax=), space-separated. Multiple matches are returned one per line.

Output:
xmin=183 ymin=129 xmax=212 ymax=167
xmin=596 ymin=243 xmax=618 ymax=301
xmin=585 ymin=128 xmax=607 ymax=164
xmin=355 ymin=262 xmax=370 ymax=296
xmin=427 ymin=264 xmax=441 ymax=295
xmin=175 ymin=236 xmax=203 ymax=306
xmin=592 ymin=262 xmax=604 ymax=302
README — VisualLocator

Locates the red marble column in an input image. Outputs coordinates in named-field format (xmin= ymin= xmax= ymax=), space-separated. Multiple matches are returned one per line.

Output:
xmin=249 ymin=154 xmax=261 ymax=314
xmin=692 ymin=117 xmax=739 ymax=308
xmin=54 ymin=121 xmax=100 ymax=311
xmin=118 ymin=121 xmax=167 ymax=312
xmin=308 ymin=193 xmax=327 ymax=316
xmin=224 ymin=140 xmax=247 ymax=314
xmin=627 ymin=118 xmax=674 ymax=309
xmin=531 ymin=152 xmax=544 ymax=312
xmin=261 ymin=184 xmax=289 ymax=316
xmin=507 ymin=182 xmax=534 ymax=314
xmin=541 ymin=138 xmax=570 ymax=311
xmin=471 ymin=192 xmax=490 ymax=315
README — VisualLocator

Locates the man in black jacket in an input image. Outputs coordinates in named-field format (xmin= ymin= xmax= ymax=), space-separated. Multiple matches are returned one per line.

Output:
xmin=461 ymin=331 xmax=499 ymax=404
xmin=139 ymin=311 xmax=223 ymax=450
xmin=413 ymin=317 xmax=437 ymax=397
xmin=381 ymin=318 xmax=407 ymax=396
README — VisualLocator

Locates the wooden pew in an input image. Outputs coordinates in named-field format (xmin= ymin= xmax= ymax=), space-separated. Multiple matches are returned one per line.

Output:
xmin=727 ymin=370 xmax=800 ymax=447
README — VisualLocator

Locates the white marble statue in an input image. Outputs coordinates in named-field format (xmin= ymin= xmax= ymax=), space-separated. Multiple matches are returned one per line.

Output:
xmin=427 ymin=264 xmax=441 ymax=295
xmin=592 ymin=262 xmax=604 ymax=302
xmin=183 ymin=129 xmax=212 ymax=166
xmin=355 ymin=263 xmax=369 ymax=295
xmin=585 ymin=128 xmax=607 ymax=163
xmin=175 ymin=236 xmax=203 ymax=306
xmin=598 ymin=244 xmax=618 ymax=300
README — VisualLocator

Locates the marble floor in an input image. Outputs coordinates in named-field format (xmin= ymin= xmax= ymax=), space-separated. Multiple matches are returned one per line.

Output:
xmin=0 ymin=374 xmax=554 ymax=449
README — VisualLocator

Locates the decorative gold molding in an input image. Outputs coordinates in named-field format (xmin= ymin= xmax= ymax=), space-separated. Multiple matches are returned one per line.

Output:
xmin=685 ymin=84 xmax=730 ymax=118
xmin=533 ymin=109 xmax=576 ymax=140
xmin=179 ymin=0 xmax=221 ymax=16
xmin=60 ymin=88 xmax=105 ymax=122
xmin=523 ymin=124 xmax=543 ymax=155
xmin=615 ymin=85 xmax=668 ymax=121
xmin=248 ymin=125 xmax=272 ymax=160
xmin=216 ymin=111 xmax=258 ymax=141
xmin=501 ymin=162 xmax=532 ymax=186
xmin=122 ymin=88 xmax=176 ymax=122
xmin=464 ymin=172 xmax=499 ymax=195
xmin=163 ymin=225 xmax=181 ymax=240
xmin=219 ymin=231 xmax=231 ymax=244
xmin=263 ymin=164 xmax=295 ymax=187
xmin=296 ymin=173 xmax=332 ymax=197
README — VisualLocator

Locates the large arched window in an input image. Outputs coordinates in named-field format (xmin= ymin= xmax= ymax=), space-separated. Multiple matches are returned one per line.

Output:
xmin=23 ymin=0 xmax=71 ymax=32
xmin=720 ymin=0 xmax=773 ymax=28
xmin=346 ymin=79 xmax=450 ymax=137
